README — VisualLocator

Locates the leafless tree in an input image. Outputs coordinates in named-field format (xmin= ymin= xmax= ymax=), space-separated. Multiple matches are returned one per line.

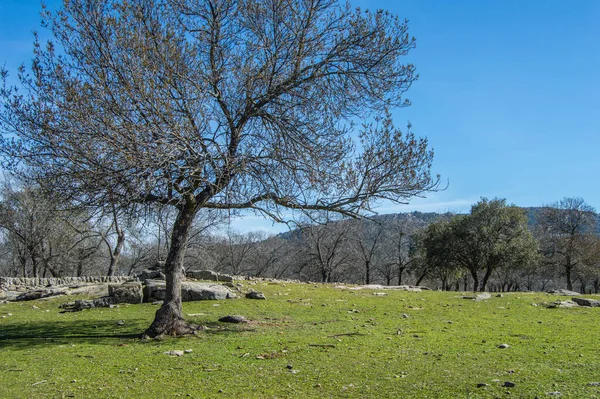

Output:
xmin=1 ymin=0 xmax=439 ymax=336
xmin=538 ymin=197 xmax=597 ymax=291
xmin=351 ymin=219 xmax=384 ymax=284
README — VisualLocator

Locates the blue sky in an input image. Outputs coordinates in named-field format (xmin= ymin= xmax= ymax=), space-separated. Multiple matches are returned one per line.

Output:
xmin=1 ymin=0 xmax=599 ymax=233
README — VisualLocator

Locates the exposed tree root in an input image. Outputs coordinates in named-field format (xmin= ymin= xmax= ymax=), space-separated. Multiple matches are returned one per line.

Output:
xmin=142 ymin=302 xmax=201 ymax=338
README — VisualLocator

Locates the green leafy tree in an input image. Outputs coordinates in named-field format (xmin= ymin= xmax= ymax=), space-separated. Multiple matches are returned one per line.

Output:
xmin=421 ymin=199 xmax=538 ymax=292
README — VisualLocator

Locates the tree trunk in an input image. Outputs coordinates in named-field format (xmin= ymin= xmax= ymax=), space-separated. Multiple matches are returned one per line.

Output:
xmin=365 ymin=260 xmax=370 ymax=285
xmin=144 ymin=202 xmax=198 ymax=338
xmin=107 ymin=229 xmax=125 ymax=277
xmin=470 ymin=270 xmax=479 ymax=293
xmin=565 ymin=263 xmax=573 ymax=291
xmin=480 ymin=266 xmax=493 ymax=292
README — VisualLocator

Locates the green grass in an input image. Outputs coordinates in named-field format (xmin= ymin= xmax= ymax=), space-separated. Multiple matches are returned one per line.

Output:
xmin=1 ymin=282 xmax=600 ymax=398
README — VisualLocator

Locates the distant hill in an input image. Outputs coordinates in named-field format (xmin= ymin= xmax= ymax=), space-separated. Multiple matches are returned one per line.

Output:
xmin=273 ymin=208 xmax=600 ymax=241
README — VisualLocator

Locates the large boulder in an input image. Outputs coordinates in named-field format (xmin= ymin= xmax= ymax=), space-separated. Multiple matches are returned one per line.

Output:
xmin=143 ymin=280 xmax=236 ymax=303
xmin=186 ymin=270 xmax=233 ymax=283
xmin=108 ymin=282 xmax=143 ymax=304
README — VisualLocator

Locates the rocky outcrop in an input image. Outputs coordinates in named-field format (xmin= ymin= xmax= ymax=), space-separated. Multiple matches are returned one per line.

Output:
xmin=143 ymin=280 xmax=236 ymax=302
xmin=185 ymin=270 xmax=233 ymax=283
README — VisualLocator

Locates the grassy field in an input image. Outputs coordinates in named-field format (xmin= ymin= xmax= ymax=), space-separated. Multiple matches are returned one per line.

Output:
xmin=1 ymin=282 xmax=600 ymax=399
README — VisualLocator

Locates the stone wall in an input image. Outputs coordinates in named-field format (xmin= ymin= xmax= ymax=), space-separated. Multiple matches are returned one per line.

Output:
xmin=0 ymin=276 xmax=133 ymax=291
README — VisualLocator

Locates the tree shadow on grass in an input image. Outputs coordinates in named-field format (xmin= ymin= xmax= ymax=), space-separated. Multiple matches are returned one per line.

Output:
xmin=0 ymin=318 xmax=256 ymax=350
xmin=0 ymin=319 xmax=143 ymax=350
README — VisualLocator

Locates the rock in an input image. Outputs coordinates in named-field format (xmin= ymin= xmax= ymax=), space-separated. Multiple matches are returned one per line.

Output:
xmin=245 ymin=291 xmax=266 ymax=300
xmin=548 ymin=289 xmax=580 ymax=296
xmin=186 ymin=270 xmax=233 ymax=283
xmin=503 ymin=381 xmax=516 ymax=388
xmin=346 ymin=284 xmax=423 ymax=292
xmin=571 ymin=297 xmax=600 ymax=307
xmin=462 ymin=295 xmax=477 ymax=300
xmin=108 ymin=282 xmax=143 ymax=304
xmin=136 ymin=269 xmax=165 ymax=281
xmin=476 ymin=293 xmax=492 ymax=301
xmin=61 ymin=296 xmax=118 ymax=311
xmin=144 ymin=280 xmax=235 ymax=302
xmin=477 ymin=383 xmax=489 ymax=388
xmin=498 ymin=344 xmax=510 ymax=349
xmin=16 ymin=288 xmax=67 ymax=301
xmin=0 ymin=290 xmax=6 ymax=300
xmin=546 ymin=300 xmax=579 ymax=308
xmin=402 ymin=314 xmax=409 ymax=319
xmin=547 ymin=392 xmax=561 ymax=396
xmin=587 ymin=382 xmax=600 ymax=387
xmin=164 ymin=350 xmax=184 ymax=356
xmin=218 ymin=315 xmax=248 ymax=323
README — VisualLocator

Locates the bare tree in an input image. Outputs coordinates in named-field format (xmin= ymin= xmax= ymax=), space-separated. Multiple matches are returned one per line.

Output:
xmin=351 ymin=219 xmax=384 ymax=284
xmin=1 ymin=0 xmax=438 ymax=336
xmin=538 ymin=197 xmax=597 ymax=291
xmin=301 ymin=221 xmax=354 ymax=283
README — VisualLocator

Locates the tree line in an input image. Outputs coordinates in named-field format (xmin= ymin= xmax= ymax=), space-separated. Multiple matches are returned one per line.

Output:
xmin=1 ymin=180 xmax=597 ymax=294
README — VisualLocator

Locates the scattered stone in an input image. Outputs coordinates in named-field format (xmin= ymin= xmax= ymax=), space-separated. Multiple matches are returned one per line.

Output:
xmin=164 ymin=350 xmax=184 ymax=356
xmin=60 ymin=296 xmax=119 ymax=312
xmin=503 ymin=381 xmax=516 ymax=388
xmin=286 ymin=364 xmax=293 ymax=369
xmin=587 ymin=382 xmax=600 ymax=386
xmin=547 ymin=392 xmax=561 ymax=396
xmin=245 ymin=291 xmax=266 ymax=300
xmin=498 ymin=344 xmax=510 ymax=349
xmin=218 ymin=315 xmax=248 ymax=323
xmin=477 ymin=383 xmax=490 ymax=388
xmin=496 ymin=294 xmax=504 ymax=297
xmin=116 ymin=320 xmax=125 ymax=326
xmin=462 ymin=295 xmax=476 ymax=300
xmin=184 ymin=349 xmax=193 ymax=354
xmin=571 ymin=297 xmax=600 ymax=307
xmin=373 ymin=292 xmax=387 ymax=296
xmin=402 ymin=314 xmax=409 ymax=319
xmin=345 ymin=284 xmax=424 ymax=292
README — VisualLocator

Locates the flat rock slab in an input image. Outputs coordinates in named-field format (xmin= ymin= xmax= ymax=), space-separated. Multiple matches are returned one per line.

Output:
xmin=548 ymin=289 xmax=581 ymax=296
xmin=144 ymin=280 xmax=235 ymax=303
xmin=571 ymin=297 xmax=600 ymax=307
xmin=186 ymin=270 xmax=233 ymax=283
xmin=546 ymin=300 xmax=579 ymax=308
